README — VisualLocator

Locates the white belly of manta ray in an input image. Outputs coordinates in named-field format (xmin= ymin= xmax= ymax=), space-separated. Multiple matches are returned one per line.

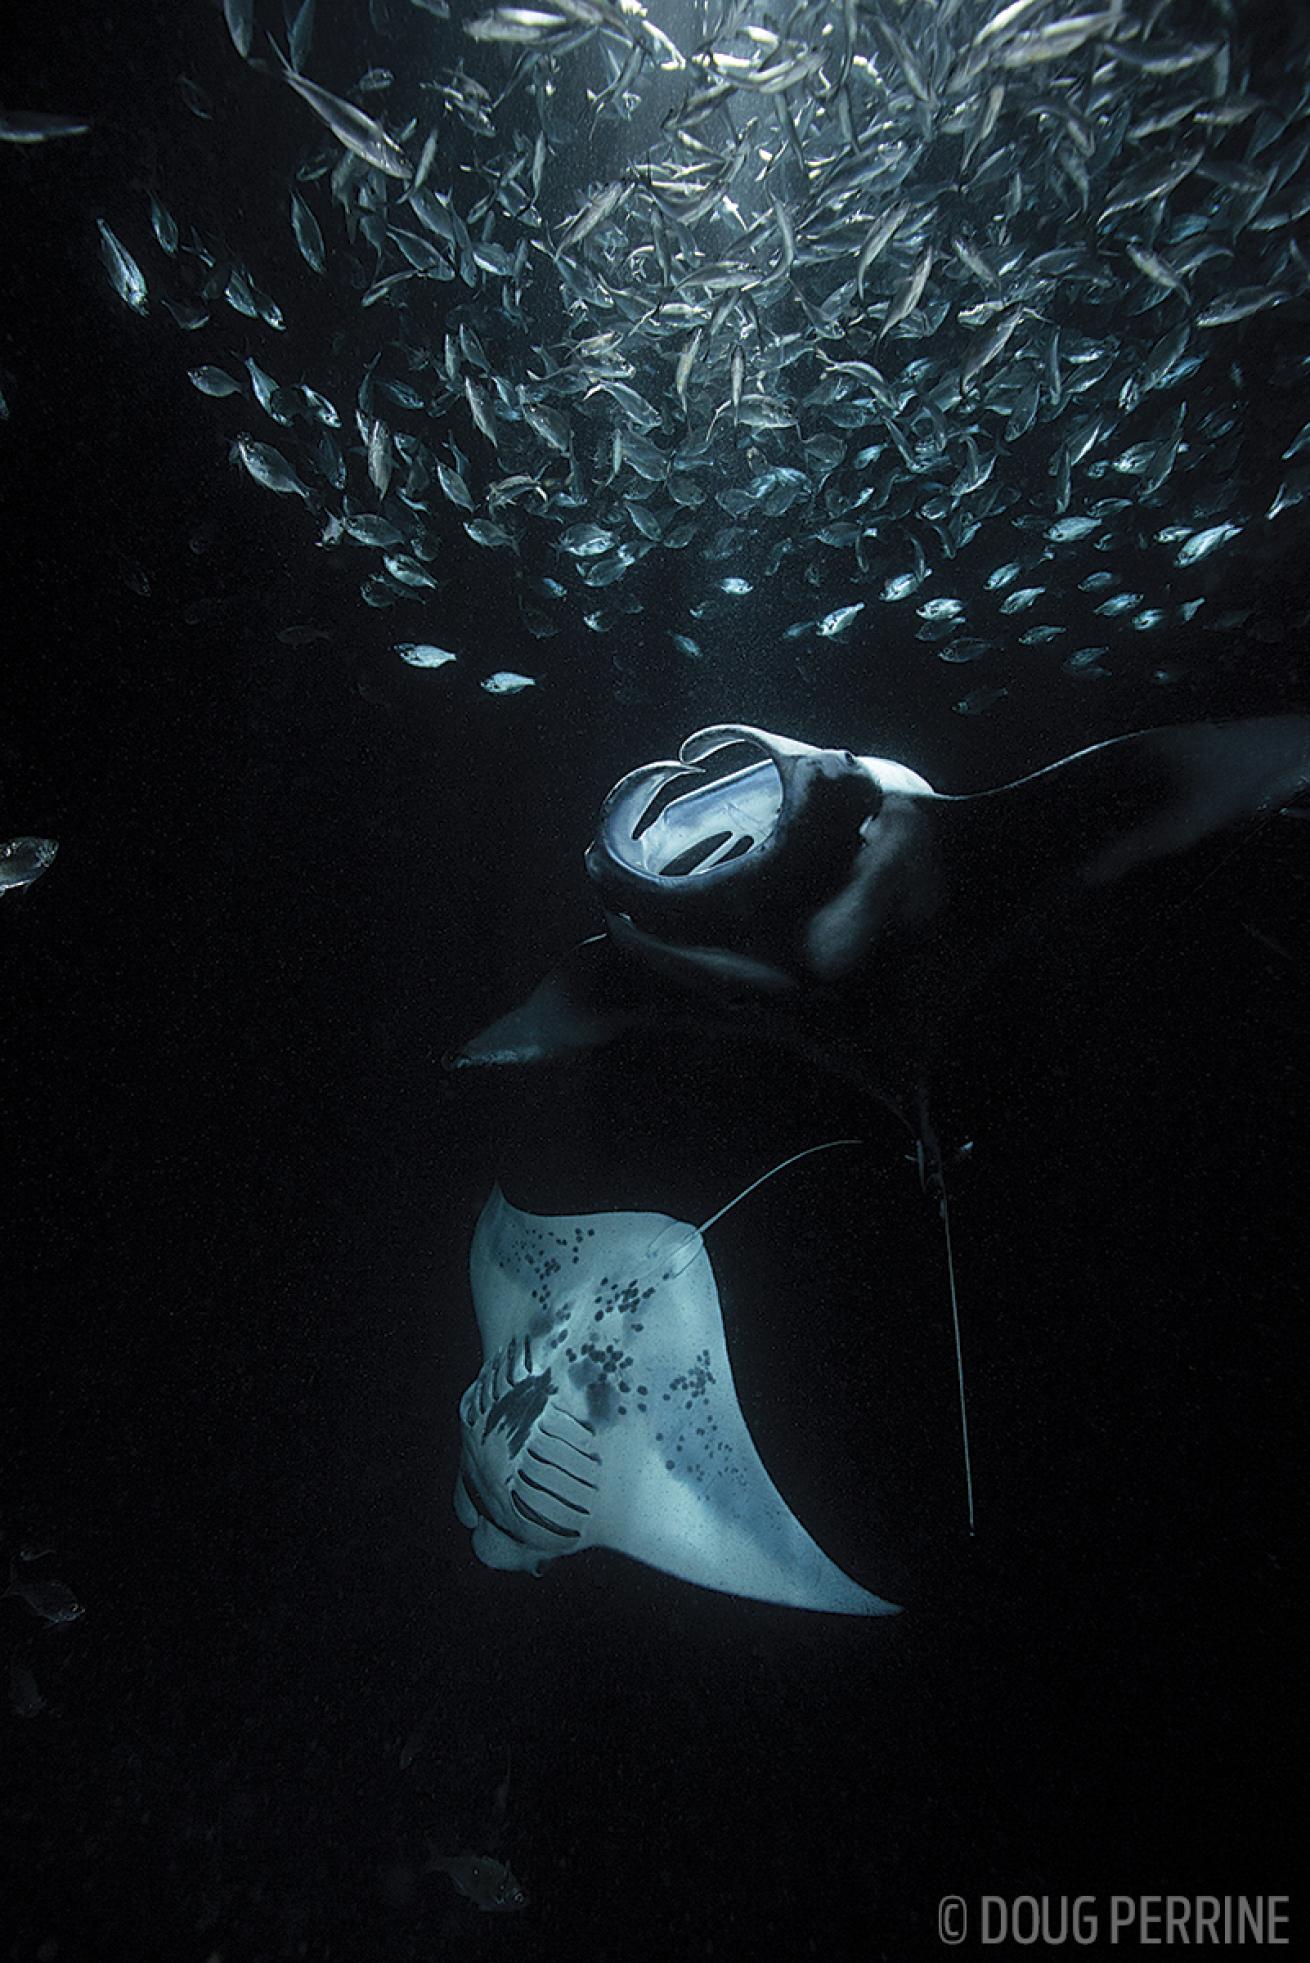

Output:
xmin=454 ymin=1163 xmax=897 ymax=1618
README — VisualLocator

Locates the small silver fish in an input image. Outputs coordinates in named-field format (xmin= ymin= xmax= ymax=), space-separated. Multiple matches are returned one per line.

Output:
xmin=230 ymin=434 xmax=316 ymax=503
xmin=1196 ymin=286 xmax=1287 ymax=329
xmin=1064 ymin=648 xmax=1110 ymax=678
xmin=3 ymin=1571 xmax=83 ymax=1624
xmin=8 ymin=1662 xmax=46 ymax=1716
xmin=188 ymin=366 xmax=244 ymax=398
xmin=223 ymin=0 xmax=254 ymax=59
xmin=464 ymin=519 xmax=514 ymax=550
xmin=481 ymin=670 xmax=536 ymax=693
xmin=817 ymin=603 xmax=865 ymax=638
xmin=344 ymin=514 xmax=406 ymax=548
xmin=437 ymin=463 xmax=474 ymax=513
xmin=427 ymin=1851 xmax=527 ymax=1913
xmin=381 ymin=553 xmax=438 ymax=590
xmin=96 ymin=220 xmax=147 ymax=315
xmin=954 ymin=685 xmax=1009 ymax=716
xmin=557 ymin=180 xmax=627 ymax=252
xmin=274 ymin=43 xmax=410 ymax=180
xmin=176 ymin=75 xmax=213 ymax=120
xmin=290 ymin=191 xmax=326 ymax=275
xmin=0 ymin=837 xmax=58 ymax=894
xmin=148 ymin=194 xmax=178 ymax=255
xmin=276 ymin=625 xmax=333 ymax=646
xmin=395 ymin=644 xmax=458 ymax=668
xmin=0 ymin=110 xmax=91 ymax=143
xmin=1175 ymin=522 xmax=1241 ymax=565
xmin=559 ymin=523 xmax=614 ymax=560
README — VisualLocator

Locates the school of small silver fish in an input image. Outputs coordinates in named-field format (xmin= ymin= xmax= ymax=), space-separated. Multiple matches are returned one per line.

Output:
xmin=88 ymin=0 xmax=1310 ymax=708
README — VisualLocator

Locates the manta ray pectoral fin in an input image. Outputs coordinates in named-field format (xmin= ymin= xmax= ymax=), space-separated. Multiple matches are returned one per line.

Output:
xmin=445 ymin=928 xmax=866 ymax=1095
xmin=605 ymin=908 xmax=800 ymax=995
xmin=993 ymin=716 xmax=1310 ymax=890
xmin=601 ymin=1427 xmax=898 ymax=1616
xmin=1081 ymin=716 xmax=1310 ymax=884
xmin=446 ymin=935 xmax=652 ymax=1072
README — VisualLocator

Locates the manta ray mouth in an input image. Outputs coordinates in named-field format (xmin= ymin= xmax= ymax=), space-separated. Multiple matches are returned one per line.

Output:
xmin=585 ymin=726 xmax=885 ymax=948
xmin=591 ymin=733 xmax=785 ymax=888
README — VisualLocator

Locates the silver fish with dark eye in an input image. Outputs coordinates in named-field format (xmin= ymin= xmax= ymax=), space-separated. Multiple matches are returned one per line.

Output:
xmin=229 ymin=434 xmax=317 ymax=504
xmin=96 ymin=220 xmax=147 ymax=316
xmin=481 ymin=670 xmax=536 ymax=693
xmin=188 ymin=365 xmax=243 ymax=398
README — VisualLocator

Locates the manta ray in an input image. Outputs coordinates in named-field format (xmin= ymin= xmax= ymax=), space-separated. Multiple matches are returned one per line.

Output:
xmin=455 ymin=1146 xmax=894 ymax=1616
xmin=447 ymin=716 xmax=1310 ymax=1612
xmin=449 ymin=717 xmax=1310 ymax=1137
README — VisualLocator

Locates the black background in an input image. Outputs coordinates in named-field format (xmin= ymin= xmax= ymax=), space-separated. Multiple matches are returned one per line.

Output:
xmin=2 ymin=4 xmax=1307 ymax=1958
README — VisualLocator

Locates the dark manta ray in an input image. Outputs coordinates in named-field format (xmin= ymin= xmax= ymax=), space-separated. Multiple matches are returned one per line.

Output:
xmin=446 ymin=716 xmax=1309 ymax=1610
xmin=450 ymin=716 xmax=1310 ymax=1135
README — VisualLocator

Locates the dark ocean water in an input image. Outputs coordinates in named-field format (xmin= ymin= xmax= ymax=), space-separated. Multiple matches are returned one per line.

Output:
xmin=2 ymin=4 xmax=1307 ymax=1959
